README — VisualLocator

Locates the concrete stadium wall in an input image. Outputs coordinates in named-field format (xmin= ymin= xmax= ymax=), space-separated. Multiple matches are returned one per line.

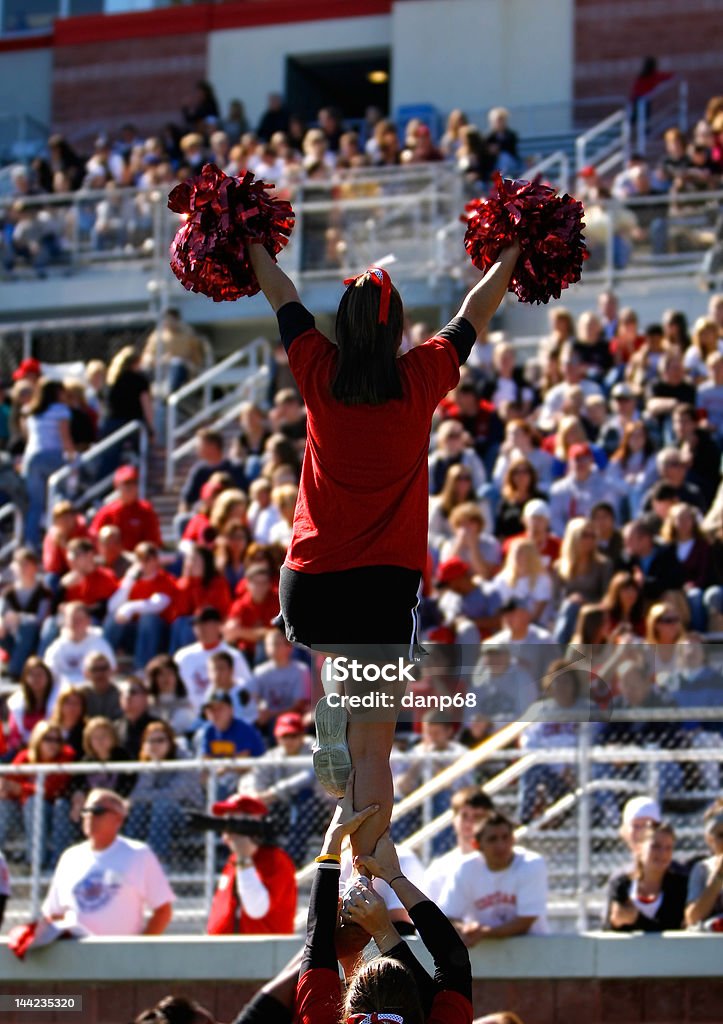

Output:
xmin=0 ymin=47 xmax=52 ymax=127
xmin=390 ymin=0 xmax=574 ymax=128
xmin=1 ymin=934 xmax=722 ymax=1024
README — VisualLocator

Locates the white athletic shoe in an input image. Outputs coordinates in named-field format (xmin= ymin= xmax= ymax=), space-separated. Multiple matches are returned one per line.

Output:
xmin=312 ymin=695 xmax=352 ymax=798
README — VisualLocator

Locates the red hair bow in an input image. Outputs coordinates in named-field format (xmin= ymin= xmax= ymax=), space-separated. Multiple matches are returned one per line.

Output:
xmin=347 ymin=1015 xmax=404 ymax=1024
xmin=343 ymin=267 xmax=392 ymax=324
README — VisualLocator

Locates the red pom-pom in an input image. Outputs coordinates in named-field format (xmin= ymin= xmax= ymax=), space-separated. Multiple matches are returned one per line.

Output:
xmin=168 ymin=163 xmax=295 ymax=302
xmin=461 ymin=173 xmax=588 ymax=304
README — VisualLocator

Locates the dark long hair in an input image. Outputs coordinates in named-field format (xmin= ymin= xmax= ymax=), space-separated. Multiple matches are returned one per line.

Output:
xmin=344 ymin=957 xmax=424 ymax=1024
xmin=27 ymin=378 xmax=65 ymax=417
xmin=332 ymin=274 xmax=404 ymax=405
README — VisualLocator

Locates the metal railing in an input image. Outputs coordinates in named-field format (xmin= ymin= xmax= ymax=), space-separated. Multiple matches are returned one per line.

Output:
xmin=524 ymin=149 xmax=571 ymax=193
xmin=576 ymin=108 xmax=631 ymax=178
xmin=631 ymin=77 xmax=689 ymax=157
xmin=0 ymin=501 xmax=22 ymax=561
xmin=164 ymin=338 xmax=270 ymax=490
xmin=2 ymin=717 xmax=722 ymax=932
xmin=46 ymin=419 xmax=149 ymax=525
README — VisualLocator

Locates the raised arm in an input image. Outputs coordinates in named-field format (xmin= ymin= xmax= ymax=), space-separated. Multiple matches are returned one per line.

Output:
xmin=248 ymin=243 xmax=301 ymax=313
xmin=456 ymin=243 xmax=521 ymax=338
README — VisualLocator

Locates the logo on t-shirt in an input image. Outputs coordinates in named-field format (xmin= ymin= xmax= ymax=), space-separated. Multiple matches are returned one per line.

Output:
xmin=72 ymin=869 xmax=122 ymax=912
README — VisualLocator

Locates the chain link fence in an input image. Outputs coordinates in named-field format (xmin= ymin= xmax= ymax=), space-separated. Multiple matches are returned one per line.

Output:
xmin=0 ymin=723 xmax=721 ymax=934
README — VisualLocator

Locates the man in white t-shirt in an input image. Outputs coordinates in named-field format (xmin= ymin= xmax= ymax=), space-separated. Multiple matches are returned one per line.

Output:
xmin=175 ymin=607 xmax=252 ymax=715
xmin=438 ymin=811 xmax=549 ymax=941
xmin=41 ymin=788 xmax=174 ymax=936
xmin=44 ymin=602 xmax=116 ymax=687
xmin=424 ymin=786 xmax=495 ymax=903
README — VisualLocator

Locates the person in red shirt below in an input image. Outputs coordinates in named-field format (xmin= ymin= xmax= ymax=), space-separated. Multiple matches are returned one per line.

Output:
xmin=224 ymin=563 xmax=280 ymax=666
xmin=105 ymin=542 xmax=179 ymax=670
xmin=90 ymin=465 xmax=162 ymax=552
xmin=247 ymin=239 xmax=520 ymax=861
xmin=170 ymin=543 xmax=232 ymax=651
xmin=179 ymin=473 xmax=232 ymax=551
xmin=0 ymin=720 xmax=76 ymax=869
xmin=206 ymin=795 xmax=297 ymax=936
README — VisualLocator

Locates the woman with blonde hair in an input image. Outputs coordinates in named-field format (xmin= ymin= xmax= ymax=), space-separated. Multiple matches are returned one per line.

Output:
xmin=540 ymin=306 xmax=575 ymax=361
xmin=645 ymin=601 xmax=687 ymax=691
xmin=48 ymin=685 xmax=87 ymax=758
xmin=0 ymin=719 xmax=76 ymax=866
xmin=440 ymin=108 xmax=468 ymax=157
xmin=214 ymin=519 xmax=251 ymax=592
xmin=429 ymin=462 xmax=477 ymax=555
xmin=209 ymin=488 xmax=248 ymax=535
xmin=439 ymin=500 xmax=501 ymax=579
xmin=684 ymin=316 xmax=722 ymax=382
xmin=492 ymin=537 xmax=552 ymax=623
xmin=606 ymin=822 xmax=686 ymax=932
xmin=269 ymin=483 xmax=298 ymax=548
xmin=607 ymin=420 xmax=657 ymax=519
xmin=553 ymin=517 xmax=613 ymax=642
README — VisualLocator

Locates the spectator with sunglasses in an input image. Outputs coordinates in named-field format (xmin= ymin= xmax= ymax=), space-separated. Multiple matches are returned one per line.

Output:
xmin=41 ymin=787 xmax=174 ymax=936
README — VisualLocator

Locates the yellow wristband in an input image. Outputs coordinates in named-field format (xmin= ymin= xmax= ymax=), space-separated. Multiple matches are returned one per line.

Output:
xmin=315 ymin=854 xmax=341 ymax=864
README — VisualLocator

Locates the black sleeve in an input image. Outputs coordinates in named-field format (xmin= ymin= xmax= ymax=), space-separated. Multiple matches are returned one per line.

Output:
xmin=407 ymin=900 xmax=472 ymax=1002
xmin=386 ymin=940 xmax=436 ymax=1016
xmin=277 ymin=302 xmax=316 ymax=354
xmin=300 ymin=865 xmax=339 ymax=975
xmin=0 ymin=894 xmax=6 ymax=929
xmin=231 ymin=992 xmax=293 ymax=1024
xmin=435 ymin=316 xmax=477 ymax=365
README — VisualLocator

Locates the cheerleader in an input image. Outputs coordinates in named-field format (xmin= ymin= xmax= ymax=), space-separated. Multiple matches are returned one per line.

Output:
xmin=248 ymin=240 xmax=519 ymax=857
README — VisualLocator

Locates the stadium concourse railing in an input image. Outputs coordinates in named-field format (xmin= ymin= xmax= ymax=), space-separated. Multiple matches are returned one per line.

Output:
xmin=1 ymin=709 xmax=722 ymax=933
xmin=164 ymin=339 xmax=271 ymax=491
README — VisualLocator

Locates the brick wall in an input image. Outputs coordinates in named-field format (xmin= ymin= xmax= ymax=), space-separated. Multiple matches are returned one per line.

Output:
xmin=575 ymin=0 xmax=722 ymax=119
xmin=7 ymin=978 xmax=723 ymax=1024
xmin=52 ymin=33 xmax=207 ymax=148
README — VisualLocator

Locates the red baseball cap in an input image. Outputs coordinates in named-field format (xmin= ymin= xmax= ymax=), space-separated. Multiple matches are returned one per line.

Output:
xmin=113 ymin=465 xmax=139 ymax=486
xmin=274 ymin=712 xmax=304 ymax=738
xmin=12 ymin=358 xmax=42 ymax=382
xmin=568 ymin=443 xmax=593 ymax=461
xmin=436 ymin=557 xmax=471 ymax=586
xmin=211 ymin=794 xmax=268 ymax=817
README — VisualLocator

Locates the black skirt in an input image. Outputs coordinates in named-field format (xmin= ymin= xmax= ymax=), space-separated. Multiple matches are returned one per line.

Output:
xmin=278 ymin=564 xmax=424 ymax=662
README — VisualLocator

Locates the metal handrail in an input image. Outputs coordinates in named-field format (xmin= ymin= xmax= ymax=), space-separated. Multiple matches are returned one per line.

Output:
xmin=631 ymin=76 xmax=689 ymax=155
xmin=524 ymin=150 xmax=571 ymax=193
xmin=46 ymin=419 xmax=149 ymax=525
xmin=0 ymin=501 xmax=22 ymax=561
xmin=576 ymin=108 xmax=630 ymax=175
xmin=165 ymin=338 xmax=271 ymax=490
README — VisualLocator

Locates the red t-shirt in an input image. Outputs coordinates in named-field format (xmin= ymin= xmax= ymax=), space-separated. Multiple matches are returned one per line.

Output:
xmin=228 ymin=589 xmax=280 ymax=655
xmin=90 ymin=498 xmax=162 ymax=551
xmin=176 ymin=575 xmax=231 ymax=618
xmin=129 ymin=571 xmax=180 ymax=624
xmin=206 ymin=846 xmax=297 ymax=935
xmin=182 ymin=513 xmax=215 ymax=546
xmin=283 ymin=311 xmax=463 ymax=574
xmin=64 ymin=567 xmax=118 ymax=607
xmin=8 ymin=747 xmax=76 ymax=803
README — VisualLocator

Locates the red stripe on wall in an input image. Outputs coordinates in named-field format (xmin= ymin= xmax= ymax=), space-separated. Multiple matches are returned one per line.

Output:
xmin=53 ymin=0 xmax=392 ymax=48
xmin=0 ymin=32 xmax=52 ymax=53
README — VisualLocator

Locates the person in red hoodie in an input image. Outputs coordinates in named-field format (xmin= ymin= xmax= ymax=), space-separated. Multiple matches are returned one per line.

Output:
xmin=42 ymin=500 xmax=89 ymax=594
xmin=206 ymin=794 xmax=296 ymax=936
xmin=170 ymin=544 xmax=231 ymax=651
xmin=224 ymin=563 xmax=280 ymax=666
xmin=38 ymin=536 xmax=119 ymax=653
xmin=105 ymin=542 xmax=179 ymax=670
xmin=0 ymin=720 xmax=76 ymax=868
xmin=90 ymin=465 xmax=162 ymax=552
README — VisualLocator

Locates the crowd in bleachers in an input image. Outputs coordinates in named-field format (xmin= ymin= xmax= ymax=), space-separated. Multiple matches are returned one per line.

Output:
xmin=0 ymin=274 xmax=723 ymax=936
xmin=2 ymin=85 xmax=722 ymax=277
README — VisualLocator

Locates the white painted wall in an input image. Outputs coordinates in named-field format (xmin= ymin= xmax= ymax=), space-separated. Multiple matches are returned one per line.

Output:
xmin=390 ymin=0 xmax=574 ymax=131
xmin=207 ymin=16 xmax=391 ymax=129
xmin=0 ymin=47 xmax=52 ymax=126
